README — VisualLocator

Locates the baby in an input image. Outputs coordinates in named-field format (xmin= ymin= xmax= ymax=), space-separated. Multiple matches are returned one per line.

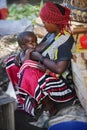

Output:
xmin=15 ymin=31 xmax=38 ymax=67
xmin=16 ymin=31 xmax=58 ymax=116
xmin=15 ymin=31 xmax=57 ymax=75
xmin=6 ymin=31 xmax=58 ymax=116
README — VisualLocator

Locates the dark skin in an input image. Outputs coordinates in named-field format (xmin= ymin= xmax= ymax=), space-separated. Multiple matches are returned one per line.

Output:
xmin=19 ymin=35 xmax=37 ymax=51
xmin=15 ymin=35 xmax=37 ymax=67
xmin=15 ymin=34 xmax=46 ymax=71
xmin=26 ymin=22 xmax=69 ymax=75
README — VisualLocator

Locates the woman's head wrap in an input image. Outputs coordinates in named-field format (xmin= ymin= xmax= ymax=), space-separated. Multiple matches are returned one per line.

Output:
xmin=40 ymin=2 xmax=71 ymax=32
xmin=0 ymin=13 xmax=2 ymax=19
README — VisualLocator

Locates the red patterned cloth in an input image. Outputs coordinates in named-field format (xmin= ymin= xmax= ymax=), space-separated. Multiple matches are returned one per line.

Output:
xmin=5 ymin=55 xmax=20 ymax=87
xmin=18 ymin=60 xmax=45 ymax=98
xmin=18 ymin=60 xmax=75 ymax=104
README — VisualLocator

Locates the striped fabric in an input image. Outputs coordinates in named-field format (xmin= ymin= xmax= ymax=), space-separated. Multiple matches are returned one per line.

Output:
xmin=5 ymin=55 xmax=20 ymax=87
xmin=17 ymin=88 xmax=37 ymax=116
xmin=35 ymin=74 xmax=75 ymax=103
xmin=17 ymin=59 xmax=75 ymax=116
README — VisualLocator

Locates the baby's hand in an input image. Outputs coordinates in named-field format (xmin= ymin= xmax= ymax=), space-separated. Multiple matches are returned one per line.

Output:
xmin=14 ymin=54 xmax=22 ymax=67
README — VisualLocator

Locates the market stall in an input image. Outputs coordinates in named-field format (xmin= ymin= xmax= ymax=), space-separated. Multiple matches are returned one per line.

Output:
xmin=0 ymin=1 xmax=87 ymax=130
xmin=63 ymin=0 xmax=87 ymax=115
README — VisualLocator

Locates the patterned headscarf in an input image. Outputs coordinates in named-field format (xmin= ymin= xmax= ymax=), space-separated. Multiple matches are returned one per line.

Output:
xmin=40 ymin=2 xmax=71 ymax=33
xmin=0 ymin=12 xmax=2 ymax=19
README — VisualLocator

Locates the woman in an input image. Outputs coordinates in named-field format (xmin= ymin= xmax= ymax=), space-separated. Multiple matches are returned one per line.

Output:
xmin=25 ymin=1 xmax=77 ymax=114
xmin=6 ymin=2 xmax=77 ymax=130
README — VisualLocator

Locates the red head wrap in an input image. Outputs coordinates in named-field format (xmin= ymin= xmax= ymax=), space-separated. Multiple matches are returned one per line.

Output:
xmin=40 ymin=2 xmax=71 ymax=32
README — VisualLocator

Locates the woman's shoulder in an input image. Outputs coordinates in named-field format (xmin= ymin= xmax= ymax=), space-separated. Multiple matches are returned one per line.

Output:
xmin=40 ymin=33 xmax=55 ymax=44
xmin=58 ymin=33 xmax=74 ymax=45
xmin=46 ymin=33 xmax=55 ymax=39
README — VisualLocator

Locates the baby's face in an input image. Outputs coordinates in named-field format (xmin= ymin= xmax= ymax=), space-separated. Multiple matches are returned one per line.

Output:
xmin=21 ymin=36 xmax=37 ymax=50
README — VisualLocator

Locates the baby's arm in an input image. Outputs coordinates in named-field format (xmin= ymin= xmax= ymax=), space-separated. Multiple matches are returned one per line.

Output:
xmin=14 ymin=53 xmax=22 ymax=67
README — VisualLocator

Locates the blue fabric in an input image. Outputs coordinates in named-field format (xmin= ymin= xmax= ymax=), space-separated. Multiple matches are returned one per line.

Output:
xmin=48 ymin=121 xmax=87 ymax=130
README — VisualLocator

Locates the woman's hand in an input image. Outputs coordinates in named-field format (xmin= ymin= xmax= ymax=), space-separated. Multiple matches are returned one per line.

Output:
xmin=31 ymin=51 xmax=42 ymax=61
xmin=25 ymin=48 xmax=35 ymax=61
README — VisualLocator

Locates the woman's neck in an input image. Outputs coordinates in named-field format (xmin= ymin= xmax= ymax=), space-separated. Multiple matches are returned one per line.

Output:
xmin=54 ymin=29 xmax=61 ymax=38
xmin=54 ymin=28 xmax=61 ymax=36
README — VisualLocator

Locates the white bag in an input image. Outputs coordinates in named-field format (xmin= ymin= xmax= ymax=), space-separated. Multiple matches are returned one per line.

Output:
xmin=0 ymin=0 xmax=7 ymax=8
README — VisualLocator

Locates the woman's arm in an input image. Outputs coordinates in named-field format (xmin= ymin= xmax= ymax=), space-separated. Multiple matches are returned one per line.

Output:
xmin=24 ymin=49 xmax=46 ymax=72
xmin=30 ymin=51 xmax=69 ymax=75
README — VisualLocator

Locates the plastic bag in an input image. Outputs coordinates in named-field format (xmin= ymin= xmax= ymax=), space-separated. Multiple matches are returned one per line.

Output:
xmin=0 ymin=0 xmax=7 ymax=8
xmin=0 ymin=18 xmax=33 ymax=36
